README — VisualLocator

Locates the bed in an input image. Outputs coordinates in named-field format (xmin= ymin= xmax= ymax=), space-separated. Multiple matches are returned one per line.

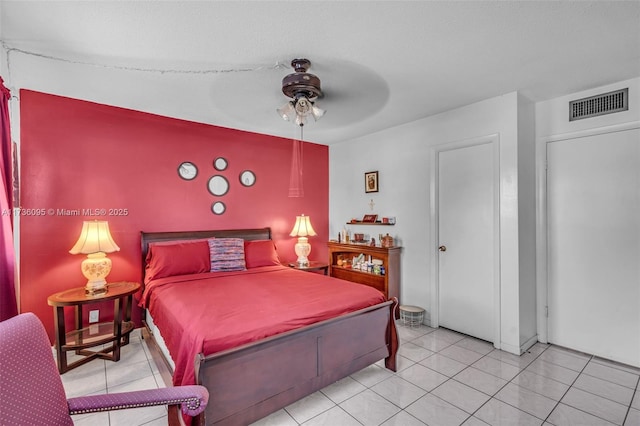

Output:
xmin=140 ymin=228 xmax=399 ymax=425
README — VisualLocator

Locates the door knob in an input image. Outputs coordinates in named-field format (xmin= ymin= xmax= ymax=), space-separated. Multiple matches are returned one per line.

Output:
xmin=439 ymin=245 xmax=447 ymax=252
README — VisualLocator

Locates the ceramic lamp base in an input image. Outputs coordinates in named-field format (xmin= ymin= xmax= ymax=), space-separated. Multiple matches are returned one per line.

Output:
xmin=294 ymin=237 xmax=311 ymax=267
xmin=85 ymin=283 xmax=108 ymax=296
xmin=81 ymin=253 xmax=111 ymax=295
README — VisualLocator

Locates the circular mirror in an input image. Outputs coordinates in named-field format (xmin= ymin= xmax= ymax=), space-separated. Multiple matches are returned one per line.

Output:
xmin=177 ymin=162 xmax=198 ymax=180
xmin=213 ymin=157 xmax=228 ymax=171
xmin=207 ymin=175 xmax=229 ymax=196
xmin=239 ymin=170 xmax=256 ymax=187
xmin=211 ymin=201 xmax=226 ymax=215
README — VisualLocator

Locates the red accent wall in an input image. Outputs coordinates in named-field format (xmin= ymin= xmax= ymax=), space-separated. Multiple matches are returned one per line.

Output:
xmin=19 ymin=90 xmax=328 ymax=341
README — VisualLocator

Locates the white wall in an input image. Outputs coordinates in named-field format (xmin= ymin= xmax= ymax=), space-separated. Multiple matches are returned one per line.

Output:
xmin=517 ymin=94 xmax=537 ymax=349
xmin=535 ymin=77 xmax=640 ymax=343
xmin=330 ymin=91 xmax=537 ymax=354
xmin=536 ymin=77 xmax=640 ymax=138
xmin=0 ymin=50 xmax=6 ymax=78
xmin=0 ymin=2 xmax=5 ymax=77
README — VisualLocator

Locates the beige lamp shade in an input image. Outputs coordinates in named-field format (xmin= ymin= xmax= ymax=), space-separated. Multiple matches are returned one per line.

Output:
xmin=70 ymin=221 xmax=120 ymax=295
xmin=289 ymin=215 xmax=316 ymax=267
xmin=69 ymin=220 xmax=120 ymax=254
xmin=289 ymin=214 xmax=317 ymax=237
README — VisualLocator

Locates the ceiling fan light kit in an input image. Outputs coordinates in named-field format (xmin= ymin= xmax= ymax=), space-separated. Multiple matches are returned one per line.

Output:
xmin=278 ymin=58 xmax=325 ymax=127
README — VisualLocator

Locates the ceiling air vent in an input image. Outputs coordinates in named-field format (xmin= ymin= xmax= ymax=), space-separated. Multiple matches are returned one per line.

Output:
xmin=569 ymin=88 xmax=628 ymax=121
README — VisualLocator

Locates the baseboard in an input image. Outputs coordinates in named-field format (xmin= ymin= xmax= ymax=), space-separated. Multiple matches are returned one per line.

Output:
xmin=520 ymin=334 xmax=538 ymax=354
xmin=499 ymin=334 xmax=538 ymax=355
xmin=498 ymin=341 xmax=521 ymax=355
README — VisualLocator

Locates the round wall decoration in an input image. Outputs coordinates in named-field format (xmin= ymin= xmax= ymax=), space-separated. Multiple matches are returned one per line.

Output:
xmin=214 ymin=157 xmax=228 ymax=171
xmin=207 ymin=175 xmax=229 ymax=196
xmin=177 ymin=162 xmax=198 ymax=180
xmin=240 ymin=170 xmax=256 ymax=187
xmin=211 ymin=201 xmax=226 ymax=215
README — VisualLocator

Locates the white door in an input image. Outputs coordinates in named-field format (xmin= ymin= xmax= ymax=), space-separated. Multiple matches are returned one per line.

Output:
xmin=438 ymin=141 xmax=496 ymax=342
xmin=547 ymin=128 xmax=640 ymax=367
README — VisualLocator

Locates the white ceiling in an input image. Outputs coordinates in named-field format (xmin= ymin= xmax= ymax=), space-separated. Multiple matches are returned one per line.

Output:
xmin=1 ymin=1 xmax=639 ymax=145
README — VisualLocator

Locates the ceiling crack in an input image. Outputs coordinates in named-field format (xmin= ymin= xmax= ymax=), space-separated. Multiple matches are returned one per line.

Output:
xmin=1 ymin=41 xmax=286 ymax=75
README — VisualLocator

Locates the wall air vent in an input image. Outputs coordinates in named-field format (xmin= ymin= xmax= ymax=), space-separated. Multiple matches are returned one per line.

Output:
xmin=569 ymin=88 xmax=628 ymax=121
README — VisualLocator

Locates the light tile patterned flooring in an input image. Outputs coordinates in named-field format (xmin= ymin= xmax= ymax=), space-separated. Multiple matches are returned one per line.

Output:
xmin=60 ymin=324 xmax=640 ymax=425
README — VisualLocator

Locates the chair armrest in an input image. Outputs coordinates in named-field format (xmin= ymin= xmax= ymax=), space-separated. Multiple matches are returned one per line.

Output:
xmin=67 ymin=385 xmax=208 ymax=417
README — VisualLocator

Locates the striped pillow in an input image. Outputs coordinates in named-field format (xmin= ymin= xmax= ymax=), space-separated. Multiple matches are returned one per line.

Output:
xmin=208 ymin=238 xmax=246 ymax=272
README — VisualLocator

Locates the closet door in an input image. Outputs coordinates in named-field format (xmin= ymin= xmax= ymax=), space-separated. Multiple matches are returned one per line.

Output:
xmin=547 ymin=128 xmax=639 ymax=367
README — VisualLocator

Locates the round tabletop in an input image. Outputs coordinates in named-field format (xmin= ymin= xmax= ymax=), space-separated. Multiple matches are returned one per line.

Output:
xmin=47 ymin=281 xmax=140 ymax=307
xmin=289 ymin=261 xmax=329 ymax=270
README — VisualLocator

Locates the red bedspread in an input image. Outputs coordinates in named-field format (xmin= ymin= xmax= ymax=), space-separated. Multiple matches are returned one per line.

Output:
xmin=140 ymin=265 xmax=386 ymax=387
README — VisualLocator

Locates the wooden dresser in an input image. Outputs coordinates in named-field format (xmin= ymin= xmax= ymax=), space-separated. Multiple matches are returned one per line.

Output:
xmin=327 ymin=242 xmax=401 ymax=307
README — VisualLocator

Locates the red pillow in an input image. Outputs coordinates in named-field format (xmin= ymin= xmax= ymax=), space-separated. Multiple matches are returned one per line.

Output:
xmin=244 ymin=240 xmax=281 ymax=268
xmin=145 ymin=240 xmax=210 ymax=283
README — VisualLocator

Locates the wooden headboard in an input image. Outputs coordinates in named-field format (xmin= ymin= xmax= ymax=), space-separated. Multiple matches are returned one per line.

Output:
xmin=140 ymin=227 xmax=272 ymax=276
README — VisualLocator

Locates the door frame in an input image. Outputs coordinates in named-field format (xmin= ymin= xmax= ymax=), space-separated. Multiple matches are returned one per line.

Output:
xmin=429 ymin=134 xmax=501 ymax=347
xmin=535 ymin=121 xmax=640 ymax=344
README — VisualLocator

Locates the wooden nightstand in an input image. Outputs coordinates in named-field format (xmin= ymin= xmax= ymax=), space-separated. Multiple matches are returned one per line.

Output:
xmin=288 ymin=261 xmax=329 ymax=275
xmin=47 ymin=281 xmax=140 ymax=374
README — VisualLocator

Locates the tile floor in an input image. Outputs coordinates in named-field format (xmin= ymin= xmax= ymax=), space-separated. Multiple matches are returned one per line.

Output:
xmin=60 ymin=324 xmax=640 ymax=426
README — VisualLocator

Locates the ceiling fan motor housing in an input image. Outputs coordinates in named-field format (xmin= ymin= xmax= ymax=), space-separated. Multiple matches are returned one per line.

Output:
xmin=282 ymin=59 xmax=323 ymax=100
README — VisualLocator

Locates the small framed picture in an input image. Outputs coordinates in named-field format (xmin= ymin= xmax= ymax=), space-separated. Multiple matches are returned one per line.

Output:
xmin=362 ymin=214 xmax=378 ymax=223
xmin=365 ymin=171 xmax=379 ymax=193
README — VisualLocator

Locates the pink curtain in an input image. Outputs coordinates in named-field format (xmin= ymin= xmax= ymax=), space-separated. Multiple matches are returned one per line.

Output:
xmin=0 ymin=76 xmax=18 ymax=320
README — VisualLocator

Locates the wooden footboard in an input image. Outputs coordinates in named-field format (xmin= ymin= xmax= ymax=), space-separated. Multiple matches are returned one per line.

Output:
xmin=195 ymin=298 xmax=398 ymax=426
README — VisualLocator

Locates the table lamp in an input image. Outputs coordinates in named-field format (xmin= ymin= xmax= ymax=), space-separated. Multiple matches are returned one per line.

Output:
xmin=69 ymin=220 xmax=120 ymax=295
xmin=289 ymin=214 xmax=317 ymax=267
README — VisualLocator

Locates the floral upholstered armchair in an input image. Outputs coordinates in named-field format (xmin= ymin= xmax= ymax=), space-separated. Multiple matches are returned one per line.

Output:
xmin=0 ymin=313 xmax=208 ymax=426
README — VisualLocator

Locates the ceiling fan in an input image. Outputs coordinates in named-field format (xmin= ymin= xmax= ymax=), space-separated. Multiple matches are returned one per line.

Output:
xmin=277 ymin=59 xmax=326 ymax=127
